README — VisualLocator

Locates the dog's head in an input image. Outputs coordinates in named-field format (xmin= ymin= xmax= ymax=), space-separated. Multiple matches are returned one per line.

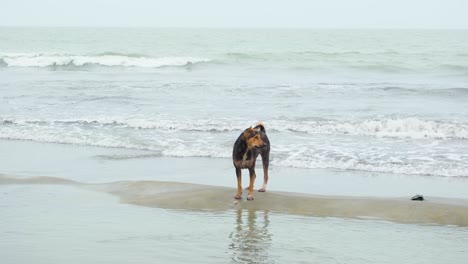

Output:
xmin=243 ymin=126 xmax=266 ymax=149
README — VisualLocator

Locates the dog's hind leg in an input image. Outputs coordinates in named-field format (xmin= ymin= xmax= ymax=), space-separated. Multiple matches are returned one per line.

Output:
xmin=247 ymin=167 xmax=256 ymax=200
xmin=234 ymin=168 xmax=242 ymax=199
xmin=259 ymin=152 xmax=269 ymax=192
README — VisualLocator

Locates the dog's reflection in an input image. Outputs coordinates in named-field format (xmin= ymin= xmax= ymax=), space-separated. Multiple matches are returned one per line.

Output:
xmin=229 ymin=209 xmax=272 ymax=263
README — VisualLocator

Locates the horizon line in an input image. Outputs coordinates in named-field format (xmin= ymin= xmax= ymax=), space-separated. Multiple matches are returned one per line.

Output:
xmin=1 ymin=25 xmax=467 ymax=30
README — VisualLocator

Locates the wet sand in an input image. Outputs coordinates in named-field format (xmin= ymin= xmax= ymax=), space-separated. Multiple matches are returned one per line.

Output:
xmin=2 ymin=174 xmax=467 ymax=227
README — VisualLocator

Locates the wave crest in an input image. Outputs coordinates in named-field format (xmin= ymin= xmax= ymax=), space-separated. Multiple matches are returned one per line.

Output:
xmin=2 ymin=117 xmax=468 ymax=139
xmin=0 ymin=53 xmax=212 ymax=68
xmin=270 ymin=118 xmax=468 ymax=139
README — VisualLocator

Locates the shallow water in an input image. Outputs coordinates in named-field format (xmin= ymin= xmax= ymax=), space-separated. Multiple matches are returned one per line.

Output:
xmin=1 ymin=184 xmax=467 ymax=264
xmin=1 ymin=139 xmax=468 ymax=262
xmin=2 ymin=139 xmax=468 ymax=199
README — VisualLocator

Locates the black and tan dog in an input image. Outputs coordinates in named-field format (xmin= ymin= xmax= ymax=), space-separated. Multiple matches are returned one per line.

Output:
xmin=232 ymin=123 xmax=270 ymax=200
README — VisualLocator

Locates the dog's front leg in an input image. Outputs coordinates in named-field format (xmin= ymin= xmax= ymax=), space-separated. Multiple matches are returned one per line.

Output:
xmin=247 ymin=167 xmax=256 ymax=200
xmin=234 ymin=167 xmax=242 ymax=199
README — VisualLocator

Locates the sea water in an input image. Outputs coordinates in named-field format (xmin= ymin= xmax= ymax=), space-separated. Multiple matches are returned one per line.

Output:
xmin=1 ymin=28 xmax=468 ymax=263
xmin=1 ymin=28 xmax=468 ymax=177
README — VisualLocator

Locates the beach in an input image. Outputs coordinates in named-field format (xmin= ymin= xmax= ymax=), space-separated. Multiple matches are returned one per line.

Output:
xmin=1 ymin=139 xmax=468 ymax=263
xmin=1 ymin=28 xmax=468 ymax=263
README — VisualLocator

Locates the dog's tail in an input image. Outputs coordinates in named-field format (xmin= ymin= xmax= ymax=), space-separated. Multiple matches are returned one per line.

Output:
xmin=253 ymin=122 xmax=266 ymax=133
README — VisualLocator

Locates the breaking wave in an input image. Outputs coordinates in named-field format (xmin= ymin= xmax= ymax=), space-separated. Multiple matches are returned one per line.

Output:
xmin=2 ymin=51 xmax=467 ymax=74
xmin=1 ymin=116 xmax=467 ymax=177
xmin=0 ymin=52 xmax=212 ymax=68
xmin=270 ymin=118 xmax=468 ymax=139
xmin=2 ymin=117 xmax=467 ymax=140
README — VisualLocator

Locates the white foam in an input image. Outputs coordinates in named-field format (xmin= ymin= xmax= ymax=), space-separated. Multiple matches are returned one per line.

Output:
xmin=2 ymin=117 xmax=468 ymax=139
xmin=0 ymin=53 xmax=211 ymax=68
xmin=1 ymin=117 xmax=247 ymax=133
xmin=272 ymin=155 xmax=468 ymax=178
xmin=0 ymin=125 xmax=142 ymax=150
xmin=114 ymin=117 xmax=468 ymax=139
xmin=269 ymin=118 xmax=468 ymax=139
xmin=2 ymin=116 xmax=467 ymax=177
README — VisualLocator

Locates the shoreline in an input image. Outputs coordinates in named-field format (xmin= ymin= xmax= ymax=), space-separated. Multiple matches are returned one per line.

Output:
xmin=2 ymin=174 xmax=468 ymax=227
xmin=1 ymin=139 xmax=468 ymax=199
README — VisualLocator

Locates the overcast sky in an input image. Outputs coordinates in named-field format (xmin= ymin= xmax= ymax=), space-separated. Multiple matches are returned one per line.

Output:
xmin=1 ymin=0 xmax=467 ymax=28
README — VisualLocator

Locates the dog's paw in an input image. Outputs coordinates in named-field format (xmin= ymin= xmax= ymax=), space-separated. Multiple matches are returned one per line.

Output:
xmin=234 ymin=194 xmax=242 ymax=200
xmin=247 ymin=195 xmax=254 ymax=201
xmin=258 ymin=188 xmax=266 ymax=192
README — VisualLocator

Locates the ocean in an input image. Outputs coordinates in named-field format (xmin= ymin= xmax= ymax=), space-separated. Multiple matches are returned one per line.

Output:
xmin=1 ymin=28 xmax=468 ymax=263
xmin=1 ymin=28 xmax=468 ymax=177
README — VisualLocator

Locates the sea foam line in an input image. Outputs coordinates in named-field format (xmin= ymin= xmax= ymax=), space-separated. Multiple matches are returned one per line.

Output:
xmin=2 ymin=117 xmax=468 ymax=139
xmin=1 ymin=125 xmax=467 ymax=177
xmin=270 ymin=118 xmax=468 ymax=139
xmin=0 ymin=53 xmax=212 ymax=68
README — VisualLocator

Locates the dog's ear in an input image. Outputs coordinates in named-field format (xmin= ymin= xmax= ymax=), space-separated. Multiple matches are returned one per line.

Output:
xmin=253 ymin=122 xmax=266 ymax=133
xmin=243 ymin=127 xmax=253 ymax=138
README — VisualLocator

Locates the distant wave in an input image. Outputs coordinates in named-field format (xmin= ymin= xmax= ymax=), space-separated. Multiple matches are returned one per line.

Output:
xmin=308 ymin=84 xmax=468 ymax=97
xmin=390 ymin=87 xmax=468 ymax=96
xmin=439 ymin=64 xmax=468 ymax=71
xmin=2 ymin=117 xmax=468 ymax=140
xmin=0 ymin=52 xmax=212 ymax=68
xmin=2 ymin=52 xmax=467 ymax=74
xmin=222 ymin=51 xmax=468 ymax=73
xmin=225 ymin=50 xmax=402 ymax=59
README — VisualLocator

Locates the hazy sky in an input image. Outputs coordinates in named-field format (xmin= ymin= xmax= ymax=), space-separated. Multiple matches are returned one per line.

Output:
xmin=2 ymin=0 xmax=467 ymax=28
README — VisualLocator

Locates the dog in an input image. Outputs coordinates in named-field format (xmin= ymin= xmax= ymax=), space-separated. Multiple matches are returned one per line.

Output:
xmin=232 ymin=122 xmax=270 ymax=200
